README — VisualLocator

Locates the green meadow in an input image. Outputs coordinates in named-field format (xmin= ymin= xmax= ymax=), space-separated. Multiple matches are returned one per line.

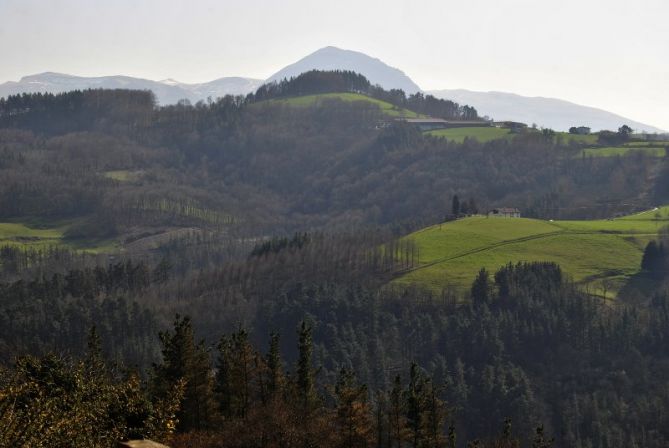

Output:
xmin=395 ymin=207 xmax=669 ymax=297
xmin=557 ymin=132 xmax=599 ymax=145
xmin=0 ymin=221 xmax=117 ymax=253
xmin=426 ymin=128 xmax=601 ymax=145
xmin=265 ymin=92 xmax=422 ymax=118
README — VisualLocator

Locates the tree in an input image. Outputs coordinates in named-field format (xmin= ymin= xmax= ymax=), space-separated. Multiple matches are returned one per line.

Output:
xmin=266 ymin=332 xmax=285 ymax=397
xmin=542 ymin=128 xmax=556 ymax=142
xmin=618 ymin=124 xmax=633 ymax=138
xmin=0 ymin=352 xmax=182 ymax=447
xmin=388 ymin=375 xmax=407 ymax=448
xmin=423 ymin=378 xmax=448 ymax=448
xmin=334 ymin=368 xmax=373 ymax=448
xmin=152 ymin=315 xmax=217 ymax=431
xmin=532 ymin=425 xmax=554 ymax=448
xmin=467 ymin=198 xmax=479 ymax=215
xmin=471 ymin=268 xmax=492 ymax=306
xmin=215 ymin=335 xmax=233 ymax=417
xmin=452 ymin=195 xmax=461 ymax=217
xmin=296 ymin=321 xmax=319 ymax=414
xmin=641 ymin=240 xmax=666 ymax=279
xmin=215 ymin=329 xmax=261 ymax=419
xmin=406 ymin=363 xmax=425 ymax=448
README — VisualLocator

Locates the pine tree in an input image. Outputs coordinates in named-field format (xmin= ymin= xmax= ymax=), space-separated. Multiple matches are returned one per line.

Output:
xmin=471 ymin=268 xmax=492 ymax=306
xmin=215 ymin=335 xmax=232 ymax=417
xmin=448 ymin=425 xmax=457 ymax=448
xmin=532 ymin=425 xmax=554 ymax=448
xmin=406 ymin=363 xmax=426 ymax=448
xmin=215 ymin=328 xmax=260 ymax=419
xmin=334 ymin=368 xmax=373 ymax=448
xmin=266 ymin=332 xmax=284 ymax=396
xmin=388 ymin=375 xmax=406 ymax=448
xmin=452 ymin=195 xmax=461 ymax=217
xmin=424 ymin=379 xmax=447 ymax=448
xmin=152 ymin=315 xmax=217 ymax=431
xmin=296 ymin=321 xmax=318 ymax=414
xmin=84 ymin=325 xmax=104 ymax=375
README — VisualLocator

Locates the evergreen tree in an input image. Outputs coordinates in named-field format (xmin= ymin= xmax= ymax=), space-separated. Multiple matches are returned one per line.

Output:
xmin=471 ymin=268 xmax=492 ymax=306
xmin=406 ymin=363 xmax=425 ymax=448
xmin=334 ymin=368 xmax=373 ymax=448
xmin=532 ymin=425 xmax=554 ymax=448
xmin=296 ymin=320 xmax=318 ymax=414
xmin=152 ymin=315 xmax=216 ymax=431
xmin=388 ymin=375 xmax=406 ymax=448
xmin=215 ymin=335 xmax=233 ymax=417
xmin=266 ymin=332 xmax=284 ymax=396
xmin=452 ymin=195 xmax=461 ymax=217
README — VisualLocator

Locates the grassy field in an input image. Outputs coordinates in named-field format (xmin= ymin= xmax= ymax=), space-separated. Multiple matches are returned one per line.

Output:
xmin=426 ymin=127 xmax=513 ymax=143
xmin=0 ymin=221 xmax=117 ymax=253
xmin=395 ymin=207 xmax=669 ymax=297
xmin=625 ymin=140 xmax=669 ymax=147
xmin=556 ymin=132 xmax=599 ymax=145
xmin=426 ymin=128 xmax=602 ymax=145
xmin=265 ymin=93 xmax=422 ymax=118
xmin=578 ymin=146 xmax=667 ymax=158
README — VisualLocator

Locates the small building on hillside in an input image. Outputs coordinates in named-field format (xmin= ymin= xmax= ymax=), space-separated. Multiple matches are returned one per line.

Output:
xmin=401 ymin=118 xmax=492 ymax=131
xmin=488 ymin=207 xmax=521 ymax=218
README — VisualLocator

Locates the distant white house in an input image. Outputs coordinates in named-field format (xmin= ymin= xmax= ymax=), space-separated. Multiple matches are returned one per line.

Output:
xmin=488 ymin=207 xmax=521 ymax=218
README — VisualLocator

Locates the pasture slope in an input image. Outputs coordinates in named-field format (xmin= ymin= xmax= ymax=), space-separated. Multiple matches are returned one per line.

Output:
xmin=260 ymin=92 xmax=422 ymax=118
xmin=396 ymin=207 xmax=669 ymax=298
xmin=0 ymin=221 xmax=117 ymax=253
xmin=427 ymin=128 xmax=601 ymax=144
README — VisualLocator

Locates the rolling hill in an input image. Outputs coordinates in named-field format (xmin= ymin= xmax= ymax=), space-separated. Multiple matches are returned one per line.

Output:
xmin=395 ymin=207 xmax=669 ymax=298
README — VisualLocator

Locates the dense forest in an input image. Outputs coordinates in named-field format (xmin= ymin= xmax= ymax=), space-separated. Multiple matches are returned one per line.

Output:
xmin=2 ymin=72 xmax=669 ymax=447
xmin=4 ymin=231 xmax=669 ymax=447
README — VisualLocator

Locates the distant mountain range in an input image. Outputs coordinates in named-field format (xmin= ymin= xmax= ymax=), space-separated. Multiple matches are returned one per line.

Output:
xmin=1 ymin=47 xmax=664 ymax=132
xmin=0 ymin=72 xmax=263 ymax=105
xmin=427 ymin=89 xmax=666 ymax=133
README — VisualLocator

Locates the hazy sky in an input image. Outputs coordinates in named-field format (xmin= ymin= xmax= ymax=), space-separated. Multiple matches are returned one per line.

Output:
xmin=1 ymin=0 xmax=668 ymax=129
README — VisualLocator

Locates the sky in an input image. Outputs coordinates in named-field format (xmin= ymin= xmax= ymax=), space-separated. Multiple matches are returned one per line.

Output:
xmin=1 ymin=0 xmax=668 ymax=130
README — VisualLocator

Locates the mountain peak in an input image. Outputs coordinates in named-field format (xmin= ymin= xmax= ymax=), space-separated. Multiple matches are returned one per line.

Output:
xmin=267 ymin=46 xmax=421 ymax=94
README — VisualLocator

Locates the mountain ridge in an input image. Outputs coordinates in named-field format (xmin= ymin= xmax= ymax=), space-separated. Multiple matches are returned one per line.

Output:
xmin=1 ymin=47 xmax=664 ymax=132
xmin=0 ymin=72 xmax=264 ymax=105
xmin=428 ymin=88 xmax=666 ymax=133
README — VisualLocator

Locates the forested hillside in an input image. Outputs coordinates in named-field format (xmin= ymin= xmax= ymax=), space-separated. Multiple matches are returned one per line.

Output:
xmin=2 ymin=71 xmax=669 ymax=447
xmin=0 ymin=71 xmax=665 ymax=252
